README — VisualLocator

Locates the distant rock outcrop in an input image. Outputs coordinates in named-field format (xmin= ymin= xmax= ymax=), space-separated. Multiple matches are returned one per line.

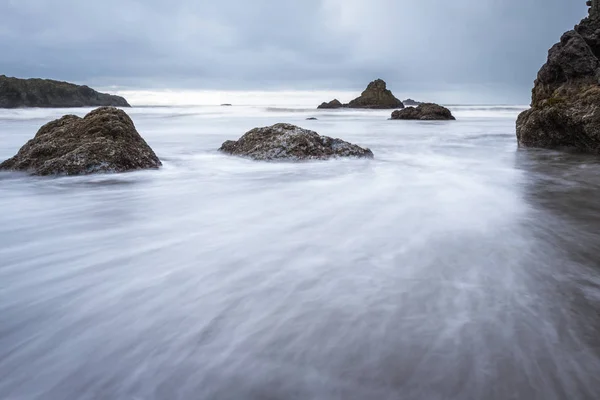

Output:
xmin=317 ymin=99 xmax=344 ymax=109
xmin=0 ymin=107 xmax=161 ymax=175
xmin=347 ymin=79 xmax=404 ymax=109
xmin=221 ymin=103 xmax=233 ymax=106
xmin=0 ymin=75 xmax=130 ymax=108
xmin=391 ymin=103 xmax=455 ymax=120
xmin=219 ymin=123 xmax=373 ymax=161
xmin=403 ymin=98 xmax=422 ymax=106
xmin=516 ymin=2 xmax=600 ymax=153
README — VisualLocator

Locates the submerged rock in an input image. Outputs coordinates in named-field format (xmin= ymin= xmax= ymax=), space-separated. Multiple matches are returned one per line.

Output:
xmin=219 ymin=123 xmax=373 ymax=161
xmin=0 ymin=75 xmax=130 ymax=108
xmin=306 ymin=117 xmax=318 ymax=120
xmin=391 ymin=103 xmax=455 ymax=120
xmin=516 ymin=3 xmax=600 ymax=153
xmin=347 ymin=79 xmax=404 ymax=109
xmin=0 ymin=107 xmax=161 ymax=175
xmin=317 ymin=99 xmax=344 ymax=109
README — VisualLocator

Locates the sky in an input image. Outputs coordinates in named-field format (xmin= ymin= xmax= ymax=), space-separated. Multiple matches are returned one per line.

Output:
xmin=0 ymin=0 xmax=588 ymax=104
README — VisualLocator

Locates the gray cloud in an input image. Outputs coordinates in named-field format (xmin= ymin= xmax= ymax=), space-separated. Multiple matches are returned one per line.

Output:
xmin=0 ymin=0 xmax=588 ymax=102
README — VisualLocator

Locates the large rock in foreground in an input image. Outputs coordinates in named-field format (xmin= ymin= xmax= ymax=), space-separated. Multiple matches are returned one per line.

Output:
xmin=516 ymin=4 xmax=600 ymax=153
xmin=347 ymin=79 xmax=404 ymax=109
xmin=0 ymin=107 xmax=161 ymax=175
xmin=219 ymin=123 xmax=373 ymax=161
xmin=391 ymin=103 xmax=455 ymax=120
xmin=317 ymin=99 xmax=344 ymax=109
xmin=0 ymin=75 xmax=130 ymax=108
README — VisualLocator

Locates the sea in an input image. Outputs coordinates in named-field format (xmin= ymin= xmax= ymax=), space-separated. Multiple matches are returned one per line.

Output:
xmin=1 ymin=101 xmax=599 ymax=400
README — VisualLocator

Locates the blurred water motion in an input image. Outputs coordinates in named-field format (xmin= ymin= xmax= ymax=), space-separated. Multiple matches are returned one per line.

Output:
xmin=1 ymin=105 xmax=599 ymax=399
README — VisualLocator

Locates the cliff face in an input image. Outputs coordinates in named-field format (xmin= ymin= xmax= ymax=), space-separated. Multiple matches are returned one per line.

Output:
xmin=0 ymin=75 xmax=130 ymax=108
xmin=516 ymin=2 xmax=600 ymax=153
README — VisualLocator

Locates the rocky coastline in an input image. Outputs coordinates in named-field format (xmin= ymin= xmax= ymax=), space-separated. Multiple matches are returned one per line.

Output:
xmin=0 ymin=75 xmax=130 ymax=108
xmin=516 ymin=1 xmax=600 ymax=154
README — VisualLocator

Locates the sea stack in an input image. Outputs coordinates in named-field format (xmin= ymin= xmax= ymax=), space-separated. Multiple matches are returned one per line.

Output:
xmin=516 ymin=1 xmax=600 ymax=153
xmin=0 ymin=107 xmax=161 ymax=175
xmin=219 ymin=123 xmax=373 ymax=161
xmin=0 ymin=75 xmax=130 ymax=108
xmin=315 ymin=79 xmax=403 ymax=109
xmin=347 ymin=79 xmax=404 ymax=109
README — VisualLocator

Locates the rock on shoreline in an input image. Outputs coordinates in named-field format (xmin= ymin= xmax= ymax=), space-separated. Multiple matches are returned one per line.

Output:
xmin=516 ymin=3 xmax=600 ymax=153
xmin=0 ymin=107 xmax=161 ymax=175
xmin=219 ymin=123 xmax=374 ymax=161
xmin=391 ymin=103 xmax=455 ymax=120
xmin=0 ymin=75 xmax=130 ymax=108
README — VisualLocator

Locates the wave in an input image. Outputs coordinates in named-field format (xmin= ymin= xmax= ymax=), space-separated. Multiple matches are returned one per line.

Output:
xmin=264 ymin=107 xmax=319 ymax=113
xmin=448 ymin=105 xmax=528 ymax=111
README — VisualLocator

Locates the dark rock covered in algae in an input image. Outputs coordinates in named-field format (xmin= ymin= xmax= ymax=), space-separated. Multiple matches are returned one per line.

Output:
xmin=0 ymin=107 xmax=161 ymax=175
xmin=516 ymin=1 xmax=600 ymax=153
xmin=219 ymin=123 xmax=373 ymax=161
xmin=0 ymin=75 xmax=130 ymax=108
xmin=391 ymin=103 xmax=455 ymax=120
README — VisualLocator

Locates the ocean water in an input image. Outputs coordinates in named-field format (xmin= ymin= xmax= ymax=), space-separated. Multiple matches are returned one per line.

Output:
xmin=1 ymin=104 xmax=600 ymax=400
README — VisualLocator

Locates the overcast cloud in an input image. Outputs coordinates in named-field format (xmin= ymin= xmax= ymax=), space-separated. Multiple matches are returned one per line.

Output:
xmin=0 ymin=0 xmax=588 ymax=102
